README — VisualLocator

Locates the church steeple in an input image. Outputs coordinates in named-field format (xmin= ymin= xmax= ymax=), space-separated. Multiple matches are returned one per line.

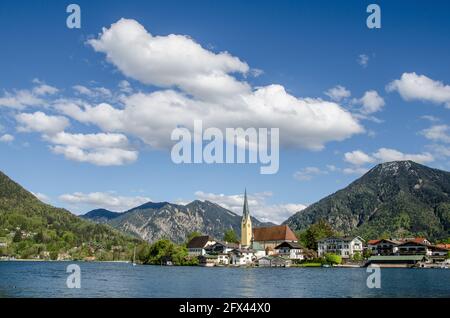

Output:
xmin=243 ymin=188 xmax=249 ymax=218
xmin=241 ymin=188 xmax=252 ymax=247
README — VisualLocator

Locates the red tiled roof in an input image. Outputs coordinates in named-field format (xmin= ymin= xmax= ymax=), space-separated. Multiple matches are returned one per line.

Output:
xmin=253 ymin=225 xmax=297 ymax=242
xmin=368 ymin=239 xmax=381 ymax=245
xmin=436 ymin=244 xmax=450 ymax=250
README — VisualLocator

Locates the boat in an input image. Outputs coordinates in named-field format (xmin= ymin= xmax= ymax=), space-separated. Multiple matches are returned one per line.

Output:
xmin=132 ymin=246 xmax=137 ymax=266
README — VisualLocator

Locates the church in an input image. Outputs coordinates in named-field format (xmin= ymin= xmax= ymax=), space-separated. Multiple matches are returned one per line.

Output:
xmin=240 ymin=190 xmax=299 ymax=254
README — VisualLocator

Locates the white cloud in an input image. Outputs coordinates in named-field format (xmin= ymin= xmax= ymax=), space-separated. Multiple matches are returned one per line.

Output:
xmin=421 ymin=125 xmax=450 ymax=143
xmin=293 ymin=166 xmax=328 ymax=181
xmin=344 ymin=150 xmax=375 ymax=165
xmin=343 ymin=147 xmax=434 ymax=173
xmin=77 ymin=18 xmax=364 ymax=150
xmin=88 ymin=18 xmax=250 ymax=101
xmin=0 ymin=134 xmax=14 ymax=143
xmin=421 ymin=115 xmax=440 ymax=122
xmin=324 ymin=85 xmax=351 ymax=102
xmin=354 ymin=90 xmax=385 ymax=114
xmin=59 ymin=192 xmax=151 ymax=212
xmin=387 ymin=72 xmax=450 ymax=107
xmin=357 ymin=54 xmax=369 ymax=67
xmin=372 ymin=147 xmax=434 ymax=164
xmin=342 ymin=166 xmax=369 ymax=175
xmin=58 ymin=85 xmax=363 ymax=151
xmin=0 ymin=90 xmax=44 ymax=109
xmin=45 ymin=131 xmax=138 ymax=166
xmin=194 ymin=191 xmax=306 ymax=224
xmin=16 ymin=111 xmax=70 ymax=134
xmin=33 ymin=84 xmax=58 ymax=96
xmin=118 ymin=80 xmax=133 ymax=93
xmin=73 ymin=85 xmax=112 ymax=98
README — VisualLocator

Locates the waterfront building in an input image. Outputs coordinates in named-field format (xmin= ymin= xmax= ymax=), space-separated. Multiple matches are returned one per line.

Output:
xmin=317 ymin=236 xmax=364 ymax=258
xmin=397 ymin=241 xmax=432 ymax=256
xmin=368 ymin=239 xmax=402 ymax=256
xmin=257 ymin=255 xmax=291 ymax=267
xmin=230 ymin=249 xmax=255 ymax=266
xmin=274 ymin=241 xmax=304 ymax=260
xmin=187 ymin=235 xmax=216 ymax=256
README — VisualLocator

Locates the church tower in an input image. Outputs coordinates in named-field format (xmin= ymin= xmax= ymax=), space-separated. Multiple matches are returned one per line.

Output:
xmin=241 ymin=189 xmax=252 ymax=247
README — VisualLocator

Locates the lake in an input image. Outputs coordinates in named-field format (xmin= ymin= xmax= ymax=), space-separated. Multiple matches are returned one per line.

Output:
xmin=0 ymin=261 xmax=449 ymax=298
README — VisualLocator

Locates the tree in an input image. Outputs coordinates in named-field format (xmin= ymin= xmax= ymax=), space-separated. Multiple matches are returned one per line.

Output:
xmin=223 ymin=229 xmax=239 ymax=243
xmin=299 ymin=219 xmax=336 ymax=250
xmin=352 ymin=251 xmax=363 ymax=261
xmin=325 ymin=253 xmax=342 ymax=265
xmin=12 ymin=231 xmax=22 ymax=243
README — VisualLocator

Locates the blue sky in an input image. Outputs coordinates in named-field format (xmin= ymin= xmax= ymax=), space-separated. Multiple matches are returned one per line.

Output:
xmin=1 ymin=0 xmax=450 ymax=223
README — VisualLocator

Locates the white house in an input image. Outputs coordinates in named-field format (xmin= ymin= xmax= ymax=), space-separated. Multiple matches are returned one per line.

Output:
xmin=257 ymin=256 xmax=291 ymax=267
xmin=186 ymin=236 xmax=216 ymax=256
xmin=275 ymin=241 xmax=304 ymax=260
xmin=230 ymin=249 xmax=255 ymax=266
xmin=317 ymin=236 xmax=364 ymax=259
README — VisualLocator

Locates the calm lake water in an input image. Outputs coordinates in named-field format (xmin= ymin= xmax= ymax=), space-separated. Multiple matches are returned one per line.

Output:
xmin=0 ymin=261 xmax=449 ymax=298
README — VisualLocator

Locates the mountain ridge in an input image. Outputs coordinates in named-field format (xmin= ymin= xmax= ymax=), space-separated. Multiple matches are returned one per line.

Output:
xmin=284 ymin=160 xmax=450 ymax=240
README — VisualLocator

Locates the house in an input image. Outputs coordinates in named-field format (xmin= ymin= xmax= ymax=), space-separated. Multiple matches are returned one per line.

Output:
xmin=205 ymin=241 xmax=238 ymax=254
xmin=397 ymin=241 xmax=432 ymax=256
xmin=428 ymin=245 xmax=449 ymax=263
xmin=198 ymin=255 xmax=219 ymax=267
xmin=274 ymin=241 xmax=304 ymax=260
xmin=368 ymin=239 xmax=402 ymax=256
xmin=317 ymin=236 xmax=364 ymax=259
xmin=187 ymin=235 xmax=216 ymax=256
xmin=230 ymin=249 xmax=255 ymax=266
xmin=257 ymin=256 xmax=291 ymax=267
xmin=252 ymin=225 xmax=298 ymax=251
xmin=366 ymin=255 xmax=429 ymax=268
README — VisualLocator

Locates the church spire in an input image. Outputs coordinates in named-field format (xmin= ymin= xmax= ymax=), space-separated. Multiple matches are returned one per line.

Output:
xmin=243 ymin=188 xmax=249 ymax=218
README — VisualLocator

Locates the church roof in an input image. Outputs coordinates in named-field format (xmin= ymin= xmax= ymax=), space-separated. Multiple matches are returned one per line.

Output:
xmin=253 ymin=225 xmax=298 ymax=242
xmin=187 ymin=235 xmax=214 ymax=248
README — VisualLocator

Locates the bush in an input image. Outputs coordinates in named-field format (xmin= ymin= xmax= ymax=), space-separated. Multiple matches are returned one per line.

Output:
xmin=325 ymin=253 xmax=342 ymax=265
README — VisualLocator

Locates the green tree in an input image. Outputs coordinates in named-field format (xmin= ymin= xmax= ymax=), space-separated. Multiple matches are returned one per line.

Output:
xmin=223 ymin=229 xmax=239 ymax=243
xmin=325 ymin=253 xmax=342 ymax=265
xmin=12 ymin=231 xmax=22 ymax=243
xmin=299 ymin=219 xmax=336 ymax=250
xmin=352 ymin=251 xmax=363 ymax=261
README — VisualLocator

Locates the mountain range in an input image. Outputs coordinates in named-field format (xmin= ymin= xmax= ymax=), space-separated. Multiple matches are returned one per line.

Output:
xmin=285 ymin=161 xmax=450 ymax=240
xmin=1 ymin=160 xmax=449 ymax=252
xmin=82 ymin=200 xmax=273 ymax=243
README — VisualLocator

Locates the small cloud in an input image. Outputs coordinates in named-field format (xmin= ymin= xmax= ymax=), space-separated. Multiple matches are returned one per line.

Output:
xmin=0 ymin=134 xmax=14 ymax=143
xmin=357 ymin=54 xmax=369 ymax=68
xmin=293 ymin=166 xmax=328 ymax=181
xmin=324 ymin=85 xmax=351 ymax=102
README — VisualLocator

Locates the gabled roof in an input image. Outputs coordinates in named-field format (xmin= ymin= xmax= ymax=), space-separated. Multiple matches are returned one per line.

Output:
xmin=275 ymin=241 xmax=303 ymax=249
xmin=253 ymin=225 xmax=297 ymax=242
xmin=187 ymin=235 xmax=214 ymax=248
xmin=435 ymin=244 xmax=450 ymax=250
xmin=398 ymin=240 xmax=430 ymax=247
xmin=368 ymin=238 xmax=402 ymax=245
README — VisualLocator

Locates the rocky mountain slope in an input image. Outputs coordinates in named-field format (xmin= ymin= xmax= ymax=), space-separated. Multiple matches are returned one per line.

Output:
xmin=285 ymin=161 xmax=450 ymax=240
xmin=83 ymin=200 xmax=272 ymax=243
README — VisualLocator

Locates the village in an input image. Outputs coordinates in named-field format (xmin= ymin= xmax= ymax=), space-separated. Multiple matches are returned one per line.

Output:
xmin=186 ymin=191 xmax=450 ymax=268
